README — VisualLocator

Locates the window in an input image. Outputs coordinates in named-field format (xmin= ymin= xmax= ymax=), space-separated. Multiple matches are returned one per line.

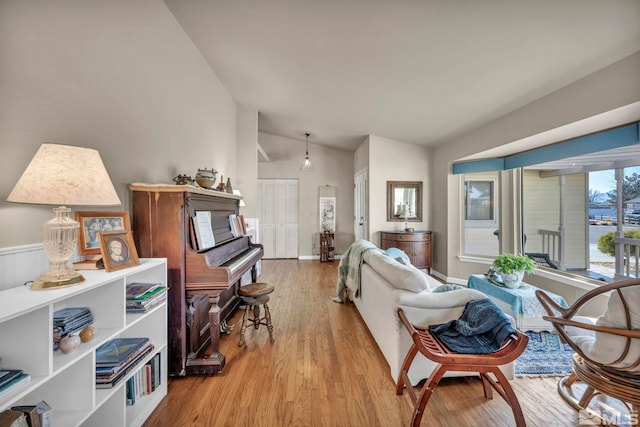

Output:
xmin=522 ymin=158 xmax=640 ymax=281
xmin=462 ymin=173 xmax=499 ymax=257
xmin=465 ymin=180 xmax=494 ymax=221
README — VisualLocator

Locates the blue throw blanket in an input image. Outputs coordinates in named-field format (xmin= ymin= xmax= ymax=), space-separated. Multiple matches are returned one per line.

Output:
xmin=428 ymin=298 xmax=516 ymax=354
xmin=333 ymin=239 xmax=381 ymax=302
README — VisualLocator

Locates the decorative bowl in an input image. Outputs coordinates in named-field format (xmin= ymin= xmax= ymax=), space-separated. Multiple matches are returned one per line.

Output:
xmin=195 ymin=168 xmax=217 ymax=188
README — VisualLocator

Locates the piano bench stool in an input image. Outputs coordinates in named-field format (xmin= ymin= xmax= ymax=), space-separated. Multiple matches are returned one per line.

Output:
xmin=238 ymin=282 xmax=275 ymax=347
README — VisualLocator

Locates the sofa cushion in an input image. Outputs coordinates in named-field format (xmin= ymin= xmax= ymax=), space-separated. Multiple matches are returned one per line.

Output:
xmin=363 ymin=250 xmax=432 ymax=292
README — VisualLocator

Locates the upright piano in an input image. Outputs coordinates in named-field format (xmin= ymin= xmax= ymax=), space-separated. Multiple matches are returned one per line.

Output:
xmin=130 ymin=183 xmax=263 ymax=375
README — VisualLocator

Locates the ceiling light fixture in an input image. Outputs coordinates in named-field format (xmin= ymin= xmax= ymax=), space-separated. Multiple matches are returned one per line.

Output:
xmin=301 ymin=132 xmax=314 ymax=172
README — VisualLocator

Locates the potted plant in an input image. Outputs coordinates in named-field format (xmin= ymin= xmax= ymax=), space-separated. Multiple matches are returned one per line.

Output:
xmin=492 ymin=253 xmax=536 ymax=289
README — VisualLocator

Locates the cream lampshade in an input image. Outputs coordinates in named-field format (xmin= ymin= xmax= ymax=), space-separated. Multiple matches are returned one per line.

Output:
xmin=7 ymin=143 xmax=121 ymax=290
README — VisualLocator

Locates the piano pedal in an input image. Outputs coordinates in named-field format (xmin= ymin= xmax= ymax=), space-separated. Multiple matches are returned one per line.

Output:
xmin=220 ymin=320 xmax=234 ymax=334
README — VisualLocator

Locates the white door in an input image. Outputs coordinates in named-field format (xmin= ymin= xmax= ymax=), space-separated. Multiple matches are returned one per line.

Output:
xmin=258 ymin=178 xmax=299 ymax=258
xmin=354 ymin=170 xmax=368 ymax=241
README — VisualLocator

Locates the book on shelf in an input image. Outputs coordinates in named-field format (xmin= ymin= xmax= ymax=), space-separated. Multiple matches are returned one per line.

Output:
xmin=0 ymin=373 xmax=31 ymax=399
xmin=72 ymin=257 xmax=104 ymax=270
xmin=126 ymin=352 xmax=162 ymax=405
xmin=95 ymin=337 xmax=150 ymax=367
xmin=0 ymin=370 xmax=23 ymax=389
xmin=126 ymin=294 xmax=166 ymax=312
xmin=0 ymin=410 xmax=28 ymax=427
xmin=192 ymin=210 xmax=215 ymax=250
xmin=239 ymin=214 xmax=248 ymax=235
xmin=126 ymin=282 xmax=163 ymax=300
xmin=228 ymin=214 xmax=244 ymax=237
xmin=95 ymin=344 xmax=155 ymax=388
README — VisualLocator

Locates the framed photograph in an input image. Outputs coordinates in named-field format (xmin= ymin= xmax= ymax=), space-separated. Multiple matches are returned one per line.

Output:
xmin=76 ymin=212 xmax=131 ymax=256
xmin=98 ymin=230 xmax=140 ymax=272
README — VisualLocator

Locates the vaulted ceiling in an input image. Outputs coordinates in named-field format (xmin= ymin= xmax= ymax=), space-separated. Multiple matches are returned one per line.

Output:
xmin=164 ymin=1 xmax=640 ymax=151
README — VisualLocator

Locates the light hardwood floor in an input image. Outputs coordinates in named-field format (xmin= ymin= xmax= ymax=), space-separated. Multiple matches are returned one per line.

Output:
xmin=143 ymin=260 xmax=579 ymax=426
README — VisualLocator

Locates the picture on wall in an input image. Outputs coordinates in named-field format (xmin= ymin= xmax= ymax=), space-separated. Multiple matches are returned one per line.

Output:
xmin=319 ymin=196 xmax=336 ymax=232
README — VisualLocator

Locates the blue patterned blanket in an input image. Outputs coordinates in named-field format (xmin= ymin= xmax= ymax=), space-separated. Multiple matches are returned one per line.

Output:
xmin=429 ymin=298 xmax=516 ymax=354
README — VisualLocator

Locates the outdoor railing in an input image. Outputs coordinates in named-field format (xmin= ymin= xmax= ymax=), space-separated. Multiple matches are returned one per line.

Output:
xmin=615 ymin=236 xmax=640 ymax=277
xmin=538 ymin=229 xmax=562 ymax=267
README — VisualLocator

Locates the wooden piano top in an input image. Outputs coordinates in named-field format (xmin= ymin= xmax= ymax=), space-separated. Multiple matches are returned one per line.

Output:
xmin=130 ymin=182 xmax=243 ymax=201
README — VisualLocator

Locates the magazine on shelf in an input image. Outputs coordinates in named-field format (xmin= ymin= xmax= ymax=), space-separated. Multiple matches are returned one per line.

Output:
xmin=95 ymin=337 xmax=150 ymax=367
xmin=0 ymin=373 xmax=31 ymax=399
xmin=0 ymin=369 xmax=23 ymax=389
xmin=96 ymin=344 xmax=155 ymax=389
xmin=126 ymin=283 xmax=163 ymax=300
xmin=126 ymin=293 xmax=166 ymax=312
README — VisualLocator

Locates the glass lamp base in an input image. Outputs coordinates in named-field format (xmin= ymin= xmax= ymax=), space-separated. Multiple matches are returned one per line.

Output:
xmin=30 ymin=269 xmax=85 ymax=291
xmin=30 ymin=206 xmax=85 ymax=291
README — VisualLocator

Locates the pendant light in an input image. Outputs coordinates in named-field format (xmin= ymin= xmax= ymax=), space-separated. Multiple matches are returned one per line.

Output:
xmin=301 ymin=132 xmax=314 ymax=172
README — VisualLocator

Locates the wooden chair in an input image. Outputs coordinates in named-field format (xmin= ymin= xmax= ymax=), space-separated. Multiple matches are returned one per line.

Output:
xmin=535 ymin=279 xmax=640 ymax=418
xmin=395 ymin=308 xmax=529 ymax=427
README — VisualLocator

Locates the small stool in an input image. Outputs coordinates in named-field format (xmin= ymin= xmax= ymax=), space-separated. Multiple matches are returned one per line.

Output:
xmin=238 ymin=282 xmax=275 ymax=346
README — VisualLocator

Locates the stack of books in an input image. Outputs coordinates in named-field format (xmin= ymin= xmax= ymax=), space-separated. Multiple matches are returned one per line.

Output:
xmin=0 ymin=369 xmax=31 ymax=399
xmin=125 ymin=283 xmax=167 ymax=313
xmin=52 ymin=307 xmax=93 ymax=350
xmin=125 ymin=352 xmax=161 ymax=406
xmin=95 ymin=337 xmax=155 ymax=389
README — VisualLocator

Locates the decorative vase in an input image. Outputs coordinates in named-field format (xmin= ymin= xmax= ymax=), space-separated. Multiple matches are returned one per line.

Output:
xmin=225 ymin=177 xmax=233 ymax=194
xmin=59 ymin=334 xmax=81 ymax=354
xmin=499 ymin=270 xmax=524 ymax=289
xmin=195 ymin=168 xmax=217 ymax=189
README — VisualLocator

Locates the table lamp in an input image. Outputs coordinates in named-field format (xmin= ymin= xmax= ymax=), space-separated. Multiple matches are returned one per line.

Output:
xmin=7 ymin=143 xmax=121 ymax=290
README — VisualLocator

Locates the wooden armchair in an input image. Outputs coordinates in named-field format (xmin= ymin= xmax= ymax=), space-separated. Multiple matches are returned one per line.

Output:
xmin=535 ymin=279 xmax=640 ymax=417
xmin=395 ymin=307 xmax=529 ymax=427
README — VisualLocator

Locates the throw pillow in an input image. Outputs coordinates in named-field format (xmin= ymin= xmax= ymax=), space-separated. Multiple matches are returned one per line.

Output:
xmin=384 ymin=247 xmax=411 ymax=265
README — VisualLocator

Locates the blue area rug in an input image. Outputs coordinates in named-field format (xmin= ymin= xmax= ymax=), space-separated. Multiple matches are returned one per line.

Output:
xmin=515 ymin=331 xmax=575 ymax=376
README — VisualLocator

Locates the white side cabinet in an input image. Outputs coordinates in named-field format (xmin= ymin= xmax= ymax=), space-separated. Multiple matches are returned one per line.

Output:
xmin=0 ymin=258 xmax=168 ymax=427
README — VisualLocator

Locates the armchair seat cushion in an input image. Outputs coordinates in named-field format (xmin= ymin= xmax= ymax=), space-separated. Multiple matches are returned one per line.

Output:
xmin=567 ymin=288 xmax=640 ymax=369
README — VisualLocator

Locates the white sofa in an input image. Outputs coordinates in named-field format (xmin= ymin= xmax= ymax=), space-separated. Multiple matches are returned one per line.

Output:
xmin=350 ymin=248 xmax=515 ymax=385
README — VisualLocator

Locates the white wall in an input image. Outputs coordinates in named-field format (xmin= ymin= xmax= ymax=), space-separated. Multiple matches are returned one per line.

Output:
xmin=257 ymin=133 xmax=354 ymax=256
xmin=236 ymin=105 xmax=259 ymax=217
xmin=367 ymin=136 xmax=431 ymax=247
xmin=0 ymin=0 xmax=238 ymax=248
xmin=432 ymin=51 xmax=640 ymax=280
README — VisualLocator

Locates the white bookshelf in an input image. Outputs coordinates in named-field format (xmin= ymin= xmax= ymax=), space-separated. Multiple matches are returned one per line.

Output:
xmin=0 ymin=258 xmax=168 ymax=427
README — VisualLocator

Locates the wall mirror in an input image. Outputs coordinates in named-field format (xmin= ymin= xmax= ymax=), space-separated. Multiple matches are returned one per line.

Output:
xmin=387 ymin=181 xmax=423 ymax=222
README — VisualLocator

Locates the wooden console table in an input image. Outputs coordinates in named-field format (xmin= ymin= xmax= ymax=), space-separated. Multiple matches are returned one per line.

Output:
xmin=380 ymin=230 xmax=432 ymax=271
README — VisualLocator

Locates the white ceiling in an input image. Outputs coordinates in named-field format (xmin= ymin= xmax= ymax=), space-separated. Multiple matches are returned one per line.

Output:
xmin=164 ymin=1 xmax=640 ymax=152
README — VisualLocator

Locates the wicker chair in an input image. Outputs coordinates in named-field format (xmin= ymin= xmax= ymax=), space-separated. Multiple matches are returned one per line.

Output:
xmin=535 ymin=279 xmax=640 ymax=417
xmin=395 ymin=307 xmax=529 ymax=427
